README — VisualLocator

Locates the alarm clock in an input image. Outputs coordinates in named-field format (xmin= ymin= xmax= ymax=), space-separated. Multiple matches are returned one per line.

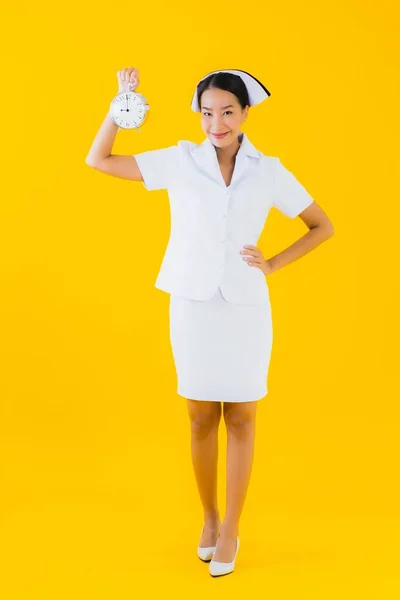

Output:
xmin=109 ymin=84 xmax=150 ymax=131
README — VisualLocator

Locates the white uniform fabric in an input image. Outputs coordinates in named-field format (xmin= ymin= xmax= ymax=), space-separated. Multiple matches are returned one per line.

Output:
xmin=133 ymin=132 xmax=314 ymax=305
xmin=169 ymin=287 xmax=273 ymax=402
xmin=133 ymin=132 xmax=315 ymax=402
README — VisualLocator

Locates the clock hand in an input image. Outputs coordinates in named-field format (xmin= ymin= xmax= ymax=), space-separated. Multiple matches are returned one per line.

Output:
xmin=121 ymin=94 xmax=129 ymax=112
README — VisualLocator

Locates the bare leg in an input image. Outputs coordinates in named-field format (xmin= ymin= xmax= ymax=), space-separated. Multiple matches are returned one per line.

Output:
xmin=212 ymin=400 xmax=257 ymax=562
xmin=186 ymin=399 xmax=222 ymax=546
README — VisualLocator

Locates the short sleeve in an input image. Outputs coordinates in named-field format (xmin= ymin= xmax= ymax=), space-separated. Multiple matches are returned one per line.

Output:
xmin=272 ymin=157 xmax=314 ymax=218
xmin=132 ymin=145 xmax=178 ymax=191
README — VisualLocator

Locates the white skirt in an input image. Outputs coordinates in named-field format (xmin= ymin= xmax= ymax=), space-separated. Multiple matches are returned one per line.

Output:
xmin=169 ymin=287 xmax=273 ymax=402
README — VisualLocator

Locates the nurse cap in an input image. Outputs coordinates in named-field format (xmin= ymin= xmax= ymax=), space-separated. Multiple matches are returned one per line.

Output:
xmin=190 ymin=69 xmax=271 ymax=112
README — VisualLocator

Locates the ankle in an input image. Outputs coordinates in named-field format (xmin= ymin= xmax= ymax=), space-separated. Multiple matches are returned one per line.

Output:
xmin=204 ymin=511 xmax=221 ymax=524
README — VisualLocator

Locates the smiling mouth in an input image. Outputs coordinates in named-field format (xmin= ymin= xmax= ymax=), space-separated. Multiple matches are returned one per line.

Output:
xmin=211 ymin=132 xmax=229 ymax=137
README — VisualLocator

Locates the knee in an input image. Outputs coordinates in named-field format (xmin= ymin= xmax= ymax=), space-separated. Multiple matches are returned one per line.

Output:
xmin=223 ymin=405 xmax=256 ymax=439
xmin=187 ymin=400 xmax=222 ymax=438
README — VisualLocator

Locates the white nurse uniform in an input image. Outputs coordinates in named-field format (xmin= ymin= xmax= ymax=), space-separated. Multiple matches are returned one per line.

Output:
xmin=133 ymin=132 xmax=314 ymax=401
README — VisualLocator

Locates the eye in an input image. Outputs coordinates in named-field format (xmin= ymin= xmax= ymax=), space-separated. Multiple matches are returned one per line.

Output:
xmin=202 ymin=111 xmax=233 ymax=116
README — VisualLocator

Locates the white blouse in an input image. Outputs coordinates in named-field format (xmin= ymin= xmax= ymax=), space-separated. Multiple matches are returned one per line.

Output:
xmin=133 ymin=132 xmax=314 ymax=305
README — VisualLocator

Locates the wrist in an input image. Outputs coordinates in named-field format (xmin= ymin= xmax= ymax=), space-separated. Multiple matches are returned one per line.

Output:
xmin=265 ymin=258 xmax=275 ymax=275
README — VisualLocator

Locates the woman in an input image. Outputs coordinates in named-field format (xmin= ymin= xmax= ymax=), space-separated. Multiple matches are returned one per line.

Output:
xmin=85 ymin=67 xmax=334 ymax=577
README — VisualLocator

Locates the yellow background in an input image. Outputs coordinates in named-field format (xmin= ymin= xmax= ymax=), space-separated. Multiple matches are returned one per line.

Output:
xmin=1 ymin=0 xmax=399 ymax=597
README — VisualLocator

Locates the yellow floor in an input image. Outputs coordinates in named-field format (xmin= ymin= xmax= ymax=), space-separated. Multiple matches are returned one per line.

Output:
xmin=1 ymin=489 xmax=399 ymax=599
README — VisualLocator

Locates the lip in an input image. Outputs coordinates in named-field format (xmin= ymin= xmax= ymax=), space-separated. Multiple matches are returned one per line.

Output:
xmin=211 ymin=132 xmax=229 ymax=138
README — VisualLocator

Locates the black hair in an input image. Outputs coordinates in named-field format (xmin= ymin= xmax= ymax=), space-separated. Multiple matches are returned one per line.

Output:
xmin=197 ymin=72 xmax=250 ymax=111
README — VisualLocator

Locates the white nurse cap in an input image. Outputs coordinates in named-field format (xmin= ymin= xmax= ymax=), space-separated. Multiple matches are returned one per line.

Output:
xmin=190 ymin=69 xmax=271 ymax=112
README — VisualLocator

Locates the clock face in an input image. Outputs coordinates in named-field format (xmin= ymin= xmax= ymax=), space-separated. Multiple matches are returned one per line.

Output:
xmin=110 ymin=92 xmax=147 ymax=129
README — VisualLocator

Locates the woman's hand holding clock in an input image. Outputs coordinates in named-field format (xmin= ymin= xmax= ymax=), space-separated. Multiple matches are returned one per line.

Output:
xmin=240 ymin=245 xmax=272 ymax=275
xmin=110 ymin=67 xmax=149 ymax=130
xmin=117 ymin=66 xmax=140 ymax=93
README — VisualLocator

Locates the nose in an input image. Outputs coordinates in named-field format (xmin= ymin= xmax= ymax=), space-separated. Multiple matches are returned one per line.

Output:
xmin=211 ymin=121 xmax=226 ymax=133
xmin=212 ymin=115 xmax=224 ymax=127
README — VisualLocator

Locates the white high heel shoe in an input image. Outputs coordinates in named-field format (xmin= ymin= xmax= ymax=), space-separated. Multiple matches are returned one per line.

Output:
xmin=209 ymin=537 xmax=240 ymax=577
xmin=197 ymin=524 xmax=218 ymax=562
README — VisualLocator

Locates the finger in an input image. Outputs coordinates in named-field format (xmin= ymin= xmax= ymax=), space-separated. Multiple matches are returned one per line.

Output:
xmin=128 ymin=69 xmax=139 ymax=87
xmin=246 ymin=256 xmax=263 ymax=263
xmin=123 ymin=67 xmax=130 ymax=82
xmin=243 ymin=257 xmax=262 ymax=265
xmin=241 ymin=246 xmax=260 ymax=255
xmin=247 ymin=260 xmax=263 ymax=266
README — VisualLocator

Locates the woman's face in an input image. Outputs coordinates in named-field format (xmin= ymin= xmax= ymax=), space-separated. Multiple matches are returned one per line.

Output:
xmin=200 ymin=87 xmax=249 ymax=147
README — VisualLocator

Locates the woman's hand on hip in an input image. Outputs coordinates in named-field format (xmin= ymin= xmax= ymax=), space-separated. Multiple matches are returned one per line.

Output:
xmin=240 ymin=245 xmax=272 ymax=275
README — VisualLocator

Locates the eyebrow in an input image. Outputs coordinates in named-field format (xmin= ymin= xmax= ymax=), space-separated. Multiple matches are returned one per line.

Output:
xmin=201 ymin=105 xmax=234 ymax=110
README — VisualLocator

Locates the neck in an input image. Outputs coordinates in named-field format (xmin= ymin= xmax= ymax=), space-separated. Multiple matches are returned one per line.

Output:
xmin=214 ymin=132 xmax=243 ymax=165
